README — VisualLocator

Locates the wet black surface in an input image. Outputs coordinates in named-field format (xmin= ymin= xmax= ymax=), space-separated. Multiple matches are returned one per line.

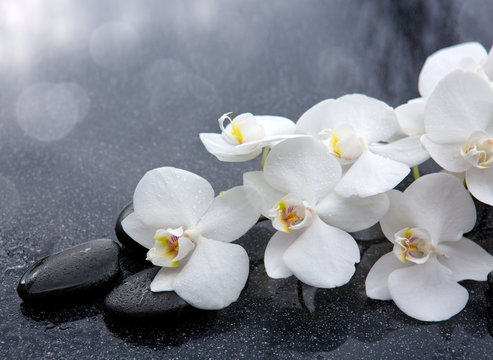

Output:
xmin=17 ymin=239 xmax=120 ymax=302
xmin=2 ymin=0 xmax=493 ymax=358
xmin=104 ymin=267 xmax=196 ymax=321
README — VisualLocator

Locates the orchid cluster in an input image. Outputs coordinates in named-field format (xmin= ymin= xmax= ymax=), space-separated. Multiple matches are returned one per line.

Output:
xmin=122 ymin=42 xmax=493 ymax=322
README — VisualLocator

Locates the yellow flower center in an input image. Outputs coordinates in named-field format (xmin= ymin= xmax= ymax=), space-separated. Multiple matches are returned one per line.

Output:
xmin=393 ymin=227 xmax=434 ymax=264
xmin=230 ymin=120 xmax=243 ymax=143
xmin=275 ymin=200 xmax=302 ymax=232
xmin=147 ymin=227 xmax=196 ymax=268
xmin=268 ymin=194 xmax=313 ymax=233
xmin=154 ymin=231 xmax=180 ymax=267
xmin=319 ymin=123 xmax=365 ymax=163
xmin=218 ymin=112 xmax=266 ymax=145
xmin=331 ymin=134 xmax=343 ymax=157
xmin=460 ymin=132 xmax=493 ymax=168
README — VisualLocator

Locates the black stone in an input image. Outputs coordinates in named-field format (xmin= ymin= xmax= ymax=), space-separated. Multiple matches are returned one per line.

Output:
xmin=350 ymin=222 xmax=385 ymax=241
xmin=115 ymin=202 xmax=148 ymax=254
xmin=17 ymin=239 xmax=121 ymax=302
xmin=104 ymin=267 xmax=198 ymax=321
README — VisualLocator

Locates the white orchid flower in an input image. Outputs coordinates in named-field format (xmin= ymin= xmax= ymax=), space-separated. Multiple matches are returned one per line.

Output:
xmin=391 ymin=97 xmax=431 ymax=171
xmin=244 ymin=137 xmax=389 ymax=288
xmin=121 ymin=167 xmax=262 ymax=310
xmin=419 ymin=41 xmax=493 ymax=99
xmin=365 ymin=173 xmax=493 ymax=322
xmin=421 ymin=70 xmax=493 ymax=205
xmin=200 ymin=112 xmax=300 ymax=162
xmin=395 ymin=97 xmax=426 ymax=137
xmin=296 ymin=94 xmax=429 ymax=198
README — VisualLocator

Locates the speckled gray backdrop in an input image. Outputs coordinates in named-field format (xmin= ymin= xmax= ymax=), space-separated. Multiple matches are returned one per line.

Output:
xmin=2 ymin=0 xmax=493 ymax=359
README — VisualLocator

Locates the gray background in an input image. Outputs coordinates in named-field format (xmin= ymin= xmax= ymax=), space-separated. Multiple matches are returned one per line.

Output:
xmin=2 ymin=1 xmax=493 ymax=358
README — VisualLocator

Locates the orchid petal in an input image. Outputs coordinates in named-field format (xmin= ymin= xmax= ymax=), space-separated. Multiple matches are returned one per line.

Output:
xmin=424 ymin=71 xmax=493 ymax=144
xmin=197 ymin=185 xmax=262 ymax=242
xmin=403 ymin=173 xmax=476 ymax=243
xmin=133 ymin=167 xmax=214 ymax=229
xmin=337 ymin=94 xmax=398 ymax=143
xmin=395 ymin=98 xmax=425 ymax=136
xmin=173 ymin=237 xmax=249 ymax=310
xmin=243 ymin=171 xmax=285 ymax=216
xmin=380 ymin=174 xmax=476 ymax=244
xmin=296 ymin=99 xmax=352 ymax=137
xmin=379 ymin=190 xmax=416 ymax=242
xmin=419 ymin=42 xmax=488 ymax=99
xmin=121 ymin=212 xmax=156 ymax=249
xmin=316 ymin=191 xmax=389 ymax=233
xmin=466 ymin=166 xmax=493 ymax=206
xmin=365 ymin=252 xmax=409 ymax=300
xmin=150 ymin=266 xmax=182 ymax=292
xmin=219 ymin=112 xmax=263 ymax=144
xmin=283 ymin=217 xmax=360 ymax=288
xmin=257 ymin=115 xmax=296 ymax=136
xmin=264 ymin=231 xmax=298 ymax=278
xmin=483 ymin=45 xmax=493 ymax=79
xmin=438 ymin=238 xmax=493 ymax=282
xmin=200 ymin=132 xmax=306 ymax=162
xmin=388 ymin=258 xmax=469 ymax=321
xmin=172 ymin=237 xmax=195 ymax=262
xmin=296 ymin=95 xmax=397 ymax=144
xmin=264 ymin=137 xmax=342 ymax=203
xmin=369 ymin=135 xmax=430 ymax=167
xmin=335 ymin=151 xmax=409 ymax=198
xmin=199 ymin=133 xmax=262 ymax=162
xmin=421 ymin=135 xmax=470 ymax=172
xmin=441 ymin=169 xmax=466 ymax=182
xmin=256 ymin=134 xmax=310 ymax=148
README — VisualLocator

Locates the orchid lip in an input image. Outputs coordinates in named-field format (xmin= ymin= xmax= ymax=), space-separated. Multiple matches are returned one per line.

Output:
xmin=268 ymin=194 xmax=314 ymax=233
xmin=218 ymin=112 xmax=266 ymax=145
xmin=147 ymin=226 xmax=196 ymax=268
xmin=319 ymin=123 xmax=366 ymax=164
xmin=460 ymin=132 xmax=493 ymax=169
xmin=393 ymin=227 xmax=434 ymax=264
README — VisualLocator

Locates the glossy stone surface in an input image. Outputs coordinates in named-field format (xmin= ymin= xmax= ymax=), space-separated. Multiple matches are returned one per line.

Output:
xmin=2 ymin=1 xmax=493 ymax=359
xmin=17 ymin=239 xmax=121 ymax=301
xmin=104 ymin=267 xmax=194 ymax=320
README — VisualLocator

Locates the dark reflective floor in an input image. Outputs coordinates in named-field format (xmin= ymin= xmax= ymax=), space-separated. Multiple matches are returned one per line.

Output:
xmin=2 ymin=1 xmax=493 ymax=358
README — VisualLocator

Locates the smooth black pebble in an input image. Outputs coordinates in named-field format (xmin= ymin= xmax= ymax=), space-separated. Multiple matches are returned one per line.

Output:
xmin=17 ymin=239 xmax=121 ymax=302
xmin=104 ymin=267 xmax=195 ymax=321
xmin=115 ymin=201 xmax=148 ymax=254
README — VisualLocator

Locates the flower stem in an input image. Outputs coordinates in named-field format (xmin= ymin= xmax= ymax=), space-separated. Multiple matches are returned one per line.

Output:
xmin=261 ymin=147 xmax=270 ymax=171
xmin=412 ymin=165 xmax=420 ymax=180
